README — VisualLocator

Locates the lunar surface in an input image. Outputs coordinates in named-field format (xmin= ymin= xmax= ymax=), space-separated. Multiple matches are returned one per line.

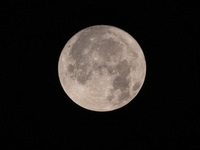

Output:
xmin=58 ymin=25 xmax=146 ymax=112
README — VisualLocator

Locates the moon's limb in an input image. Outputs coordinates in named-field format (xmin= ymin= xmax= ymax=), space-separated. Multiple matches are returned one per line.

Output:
xmin=58 ymin=25 xmax=146 ymax=112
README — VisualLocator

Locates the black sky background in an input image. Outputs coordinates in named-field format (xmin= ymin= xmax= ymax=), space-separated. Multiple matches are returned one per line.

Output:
xmin=2 ymin=1 xmax=199 ymax=149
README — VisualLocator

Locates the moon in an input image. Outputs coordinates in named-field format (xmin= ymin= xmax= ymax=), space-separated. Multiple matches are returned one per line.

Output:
xmin=58 ymin=25 xmax=146 ymax=112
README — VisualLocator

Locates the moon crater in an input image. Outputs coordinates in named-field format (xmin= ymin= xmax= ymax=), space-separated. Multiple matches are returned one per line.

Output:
xmin=58 ymin=25 xmax=146 ymax=111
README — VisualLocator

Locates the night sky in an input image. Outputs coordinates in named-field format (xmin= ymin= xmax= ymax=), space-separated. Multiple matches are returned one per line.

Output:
xmin=2 ymin=1 xmax=199 ymax=149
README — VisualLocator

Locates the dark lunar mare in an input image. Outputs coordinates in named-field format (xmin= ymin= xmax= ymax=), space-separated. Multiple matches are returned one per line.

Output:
xmin=67 ymin=27 xmax=110 ymax=85
xmin=112 ymin=73 xmax=131 ymax=102
xmin=92 ymin=38 xmax=122 ymax=62
xmin=132 ymin=81 xmax=140 ymax=91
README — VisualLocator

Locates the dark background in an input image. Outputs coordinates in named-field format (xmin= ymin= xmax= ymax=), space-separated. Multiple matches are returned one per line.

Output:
xmin=2 ymin=1 xmax=199 ymax=149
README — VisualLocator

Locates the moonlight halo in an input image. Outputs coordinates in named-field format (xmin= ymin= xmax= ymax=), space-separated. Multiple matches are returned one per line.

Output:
xmin=58 ymin=25 xmax=146 ymax=112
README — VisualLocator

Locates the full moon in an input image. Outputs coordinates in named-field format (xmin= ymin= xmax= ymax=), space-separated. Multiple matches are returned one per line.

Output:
xmin=58 ymin=25 xmax=146 ymax=112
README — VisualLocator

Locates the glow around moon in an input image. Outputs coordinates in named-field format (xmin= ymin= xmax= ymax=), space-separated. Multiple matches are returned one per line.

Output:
xmin=58 ymin=25 xmax=146 ymax=112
